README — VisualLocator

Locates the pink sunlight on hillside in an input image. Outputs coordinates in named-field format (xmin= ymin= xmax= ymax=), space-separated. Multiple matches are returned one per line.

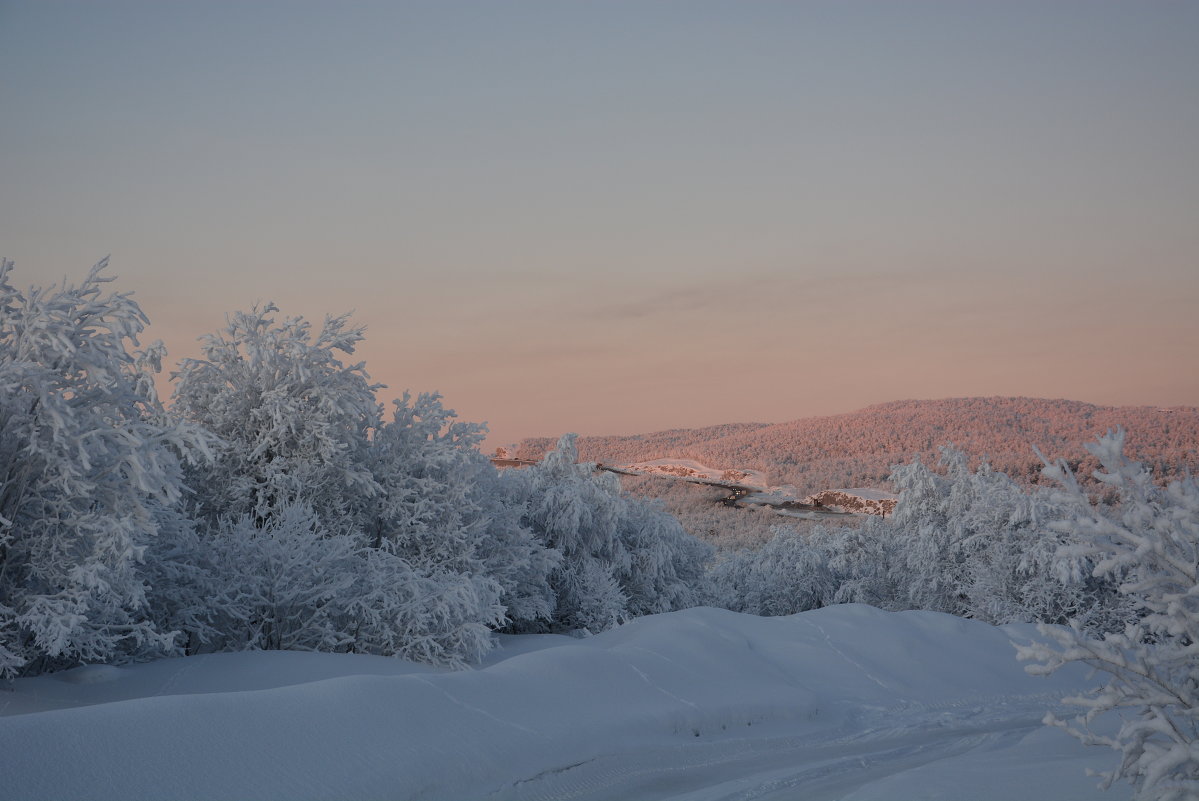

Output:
xmin=3 ymin=2 xmax=1197 ymax=447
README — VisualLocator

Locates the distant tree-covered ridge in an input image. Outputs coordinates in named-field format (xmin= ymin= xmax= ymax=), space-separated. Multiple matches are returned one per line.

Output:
xmin=518 ymin=397 xmax=1199 ymax=495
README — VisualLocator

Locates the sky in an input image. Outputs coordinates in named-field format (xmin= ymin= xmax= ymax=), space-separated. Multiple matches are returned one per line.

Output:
xmin=2 ymin=1 xmax=1197 ymax=447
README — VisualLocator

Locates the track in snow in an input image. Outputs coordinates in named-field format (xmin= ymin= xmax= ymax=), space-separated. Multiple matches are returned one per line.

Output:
xmin=489 ymin=695 xmax=1057 ymax=801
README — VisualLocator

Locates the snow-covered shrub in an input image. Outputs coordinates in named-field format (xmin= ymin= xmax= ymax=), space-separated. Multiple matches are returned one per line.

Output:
xmin=195 ymin=505 xmax=363 ymax=652
xmin=616 ymin=495 xmax=713 ymax=617
xmin=170 ymin=305 xmax=557 ymax=665
xmin=711 ymin=443 xmax=1129 ymax=631
xmin=173 ymin=304 xmax=382 ymax=532
xmin=140 ymin=509 xmax=221 ymax=656
xmin=503 ymin=434 xmax=713 ymax=633
xmin=0 ymin=260 xmax=210 ymax=677
xmin=814 ymin=516 xmax=907 ymax=609
xmin=471 ymin=470 xmax=561 ymax=628
xmin=1018 ymin=430 xmax=1199 ymax=801
xmin=887 ymin=447 xmax=1123 ymax=627
xmin=363 ymin=391 xmax=556 ymax=633
xmin=884 ymin=451 xmax=968 ymax=614
xmin=710 ymin=525 xmax=835 ymax=616
xmin=346 ymin=544 xmax=502 ymax=668
xmin=710 ymin=453 xmax=981 ymax=620
xmin=149 ymin=502 xmax=502 ymax=666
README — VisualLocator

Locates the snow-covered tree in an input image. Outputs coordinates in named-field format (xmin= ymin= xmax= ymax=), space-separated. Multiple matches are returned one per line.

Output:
xmin=953 ymin=460 xmax=1127 ymax=630
xmin=712 ymin=443 xmax=1129 ymax=630
xmin=503 ymin=434 xmax=712 ymax=633
xmin=140 ymin=509 xmax=220 ymax=656
xmin=362 ymin=391 xmax=555 ymax=636
xmin=195 ymin=504 xmax=363 ymax=653
xmin=886 ymin=450 xmax=970 ymax=615
xmin=344 ymin=542 xmax=501 ymax=667
xmin=149 ymin=501 xmax=503 ymax=667
xmin=173 ymin=304 xmax=382 ymax=532
xmin=888 ymin=447 xmax=1122 ymax=627
xmin=171 ymin=306 xmax=553 ymax=665
xmin=1018 ymin=430 xmax=1199 ymax=801
xmin=613 ymin=489 xmax=712 ymax=617
xmin=710 ymin=525 xmax=835 ymax=616
xmin=0 ymin=259 xmax=210 ymax=677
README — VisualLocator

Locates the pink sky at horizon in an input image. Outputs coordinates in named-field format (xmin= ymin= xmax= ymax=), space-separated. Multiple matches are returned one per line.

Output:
xmin=115 ymin=262 xmax=1197 ymax=449
xmin=3 ymin=2 xmax=1197 ymax=448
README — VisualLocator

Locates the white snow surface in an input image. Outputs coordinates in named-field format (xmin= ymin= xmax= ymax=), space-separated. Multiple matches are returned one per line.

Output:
xmin=621 ymin=458 xmax=771 ymax=489
xmin=0 ymin=605 xmax=1125 ymax=801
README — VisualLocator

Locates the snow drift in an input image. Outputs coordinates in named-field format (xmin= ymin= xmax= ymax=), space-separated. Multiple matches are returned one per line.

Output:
xmin=0 ymin=605 xmax=1123 ymax=801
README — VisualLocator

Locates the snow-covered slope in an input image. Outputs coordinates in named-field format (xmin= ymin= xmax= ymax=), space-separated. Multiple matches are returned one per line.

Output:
xmin=804 ymin=488 xmax=899 ymax=516
xmin=0 ymin=605 xmax=1123 ymax=801
xmin=620 ymin=458 xmax=770 ymax=489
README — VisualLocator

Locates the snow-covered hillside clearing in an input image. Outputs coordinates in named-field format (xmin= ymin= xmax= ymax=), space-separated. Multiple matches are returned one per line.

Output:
xmin=0 ymin=605 xmax=1123 ymax=801
xmin=616 ymin=460 xmax=898 ymax=519
xmin=803 ymin=488 xmax=899 ymax=516
xmin=620 ymin=458 xmax=771 ymax=490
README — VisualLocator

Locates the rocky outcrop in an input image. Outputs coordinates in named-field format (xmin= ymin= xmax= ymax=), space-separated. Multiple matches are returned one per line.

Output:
xmin=803 ymin=489 xmax=897 ymax=516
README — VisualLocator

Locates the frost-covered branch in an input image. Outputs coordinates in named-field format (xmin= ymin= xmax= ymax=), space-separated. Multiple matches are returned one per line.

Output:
xmin=1018 ymin=430 xmax=1199 ymax=801
xmin=0 ymin=259 xmax=211 ymax=677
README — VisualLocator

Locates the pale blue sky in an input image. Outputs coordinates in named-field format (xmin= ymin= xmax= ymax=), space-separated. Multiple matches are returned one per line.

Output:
xmin=2 ymin=2 xmax=1197 ymax=445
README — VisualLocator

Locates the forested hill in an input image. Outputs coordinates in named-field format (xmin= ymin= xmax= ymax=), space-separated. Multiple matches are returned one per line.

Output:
xmin=517 ymin=397 xmax=1199 ymax=495
xmin=517 ymin=422 xmax=771 ymax=465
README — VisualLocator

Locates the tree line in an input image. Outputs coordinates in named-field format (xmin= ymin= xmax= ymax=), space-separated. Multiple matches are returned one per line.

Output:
xmin=521 ymin=396 xmax=1199 ymax=496
xmin=0 ymin=261 xmax=709 ymax=677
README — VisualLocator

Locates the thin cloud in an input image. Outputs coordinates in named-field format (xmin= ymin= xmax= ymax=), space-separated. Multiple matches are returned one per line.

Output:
xmin=583 ymin=279 xmax=759 ymax=322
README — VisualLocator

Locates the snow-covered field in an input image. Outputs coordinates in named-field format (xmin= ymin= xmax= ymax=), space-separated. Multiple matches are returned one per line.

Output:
xmin=0 ymin=605 xmax=1124 ymax=801
xmin=621 ymin=458 xmax=772 ymax=490
xmin=802 ymin=489 xmax=900 ymax=516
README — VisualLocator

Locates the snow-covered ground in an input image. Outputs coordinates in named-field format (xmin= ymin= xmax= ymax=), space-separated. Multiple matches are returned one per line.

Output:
xmin=803 ymin=488 xmax=900 ymax=516
xmin=0 ymin=605 xmax=1125 ymax=801
xmin=621 ymin=458 xmax=771 ymax=489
